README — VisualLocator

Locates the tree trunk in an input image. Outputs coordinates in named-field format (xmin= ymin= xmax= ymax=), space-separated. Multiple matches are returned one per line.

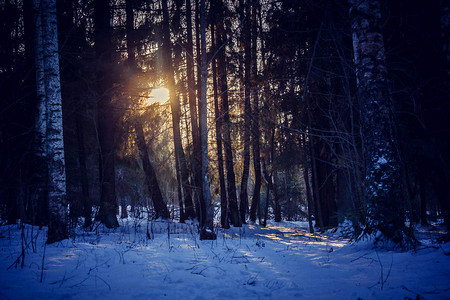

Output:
xmin=418 ymin=158 xmax=428 ymax=226
xmin=195 ymin=0 xmax=202 ymax=123
xmin=199 ymin=0 xmax=216 ymax=240
xmin=272 ymin=171 xmax=281 ymax=222
xmin=94 ymin=0 xmax=119 ymax=229
xmin=185 ymin=0 xmax=202 ymax=220
xmin=301 ymin=134 xmax=314 ymax=233
xmin=239 ymin=0 xmax=252 ymax=224
xmin=310 ymin=135 xmax=324 ymax=230
xmin=75 ymin=110 xmax=91 ymax=228
xmin=441 ymin=0 xmax=450 ymax=94
xmin=215 ymin=1 xmax=241 ymax=227
xmin=161 ymin=0 xmax=196 ymax=221
xmin=262 ymin=160 xmax=272 ymax=227
xmin=125 ymin=0 xmax=135 ymax=68
xmin=249 ymin=0 xmax=261 ymax=223
xmin=32 ymin=0 xmax=48 ymax=227
xmin=439 ymin=0 xmax=450 ymax=230
xmin=40 ymin=0 xmax=68 ymax=243
xmin=211 ymin=26 xmax=229 ymax=229
xmin=135 ymin=122 xmax=169 ymax=219
xmin=349 ymin=0 xmax=407 ymax=243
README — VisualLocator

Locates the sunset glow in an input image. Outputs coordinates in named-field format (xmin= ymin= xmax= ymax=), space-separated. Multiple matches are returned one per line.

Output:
xmin=148 ymin=87 xmax=169 ymax=105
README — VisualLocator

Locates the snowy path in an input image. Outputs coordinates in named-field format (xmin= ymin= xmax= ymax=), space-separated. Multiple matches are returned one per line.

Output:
xmin=0 ymin=220 xmax=449 ymax=299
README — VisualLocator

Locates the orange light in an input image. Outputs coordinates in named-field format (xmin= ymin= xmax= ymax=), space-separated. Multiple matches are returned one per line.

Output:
xmin=148 ymin=87 xmax=169 ymax=105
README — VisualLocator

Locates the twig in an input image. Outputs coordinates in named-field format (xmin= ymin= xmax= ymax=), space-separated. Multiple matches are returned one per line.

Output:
xmin=401 ymin=285 xmax=427 ymax=300
xmin=40 ymin=242 xmax=47 ymax=283
xmin=375 ymin=250 xmax=384 ymax=290
xmin=350 ymin=252 xmax=371 ymax=262
xmin=95 ymin=275 xmax=111 ymax=291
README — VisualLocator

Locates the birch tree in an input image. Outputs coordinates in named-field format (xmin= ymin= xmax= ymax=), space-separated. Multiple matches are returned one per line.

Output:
xmin=33 ymin=0 xmax=48 ymax=227
xmin=35 ymin=0 xmax=67 ymax=243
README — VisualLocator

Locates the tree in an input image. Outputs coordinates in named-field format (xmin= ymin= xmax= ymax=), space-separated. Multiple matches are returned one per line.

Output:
xmin=349 ymin=0 xmax=408 ymax=244
xmin=185 ymin=0 xmax=203 ymax=221
xmin=95 ymin=0 xmax=119 ymax=228
xmin=211 ymin=25 xmax=229 ymax=229
xmin=214 ymin=0 xmax=241 ymax=227
xmin=32 ymin=0 xmax=48 ymax=227
xmin=249 ymin=0 xmax=262 ymax=223
xmin=126 ymin=0 xmax=169 ymax=220
xmin=199 ymin=0 xmax=216 ymax=240
xmin=135 ymin=121 xmax=169 ymax=219
xmin=37 ymin=0 xmax=68 ymax=243
xmin=161 ymin=0 xmax=195 ymax=222
xmin=239 ymin=0 xmax=252 ymax=224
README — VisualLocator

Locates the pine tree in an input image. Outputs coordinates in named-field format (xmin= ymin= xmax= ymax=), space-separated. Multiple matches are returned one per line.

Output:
xmin=161 ymin=0 xmax=195 ymax=223
xmin=199 ymin=0 xmax=216 ymax=240
xmin=239 ymin=0 xmax=252 ymax=224
xmin=349 ymin=0 xmax=409 ymax=244
xmin=214 ymin=0 xmax=241 ymax=227
xmin=95 ymin=0 xmax=119 ymax=228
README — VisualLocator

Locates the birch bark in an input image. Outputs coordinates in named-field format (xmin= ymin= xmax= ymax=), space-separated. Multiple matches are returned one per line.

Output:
xmin=40 ymin=0 xmax=68 ymax=243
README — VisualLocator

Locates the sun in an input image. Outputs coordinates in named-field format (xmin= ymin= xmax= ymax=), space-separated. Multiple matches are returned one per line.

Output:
xmin=148 ymin=87 xmax=169 ymax=105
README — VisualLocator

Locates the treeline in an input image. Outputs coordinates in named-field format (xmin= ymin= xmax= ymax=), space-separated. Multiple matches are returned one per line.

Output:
xmin=0 ymin=0 xmax=448 ymax=246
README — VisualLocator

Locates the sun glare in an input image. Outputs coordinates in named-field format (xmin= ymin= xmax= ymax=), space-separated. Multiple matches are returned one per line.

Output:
xmin=148 ymin=87 xmax=169 ymax=105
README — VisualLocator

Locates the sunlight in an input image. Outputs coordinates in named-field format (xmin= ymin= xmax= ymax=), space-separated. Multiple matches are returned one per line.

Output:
xmin=148 ymin=87 xmax=169 ymax=105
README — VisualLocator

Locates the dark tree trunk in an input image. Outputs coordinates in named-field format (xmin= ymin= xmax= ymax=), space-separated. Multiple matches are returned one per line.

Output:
xmin=349 ymin=0 xmax=407 ymax=243
xmin=161 ymin=0 xmax=195 ymax=222
xmin=301 ymin=134 xmax=314 ymax=233
xmin=418 ymin=159 xmax=428 ymax=226
xmin=199 ymin=0 xmax=216 ymax=240
xmin=439 ymin=0 xmax=450 ymax=230
xmin=441 ymin=0 xmax=450 ymax=93
xmin=212 ymin=26 xmax=229 ymax=229
xmin=249 ymin=0 xmax=261 ymax=224
xmin=23 ymin=0 xmax=39 ymax=225
xmin=239 ymin=0 xmax=252 ymax=224
xmin=315 ymin=141 xmax=338 ymax=228
xmin=309 ymin=135 xmax=324 ymax=230
xmin=262 ymin=160 xmax=272 ymax=227
xmin=195 ymin=0 xmax=202 ymax=133
xmin=272 ymin=172 xmax=281 ymax=222
xmin=193 ymin=0 xmax=206 ymax=223
xmin=75 ymin=110 xmax=91 ymax=228
xmin=215 ymin=1 xmax=241 ymax=227
xmin=125 ymin=0 xmax=135 ymax=68
xmin=135 ymin=122 xmax=169 ymax=219
xmin=94 ymin=0 xmax=118 ymax=229
xmin=185 ymin=0 xmax=202 ymax=221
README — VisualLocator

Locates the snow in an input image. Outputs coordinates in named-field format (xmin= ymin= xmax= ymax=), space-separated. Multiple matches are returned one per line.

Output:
xmin=1 ymin=219 xmax=449 ymax=299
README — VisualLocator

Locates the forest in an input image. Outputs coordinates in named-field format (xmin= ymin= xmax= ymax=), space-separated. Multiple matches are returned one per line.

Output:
xmin=0 ymin=0 xmax=449 ymax=298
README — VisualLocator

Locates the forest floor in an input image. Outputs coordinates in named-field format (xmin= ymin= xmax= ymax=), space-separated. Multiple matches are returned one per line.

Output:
xmin=0 ymin=217 xmax=449 ymax=299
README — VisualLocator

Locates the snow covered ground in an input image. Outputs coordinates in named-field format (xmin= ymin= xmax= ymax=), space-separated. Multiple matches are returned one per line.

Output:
xmin=0 ymin=219 xmax=449 ymax=299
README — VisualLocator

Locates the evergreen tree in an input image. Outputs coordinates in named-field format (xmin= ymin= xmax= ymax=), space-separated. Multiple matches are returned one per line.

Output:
xmin=349 ymin=0 xmax=409 ymax=244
